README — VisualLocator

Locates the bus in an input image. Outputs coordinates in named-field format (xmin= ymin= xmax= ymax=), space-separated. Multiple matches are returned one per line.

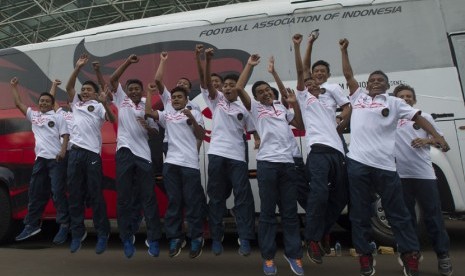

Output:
xmin=1 ymin=0 xmax=464 ymax=244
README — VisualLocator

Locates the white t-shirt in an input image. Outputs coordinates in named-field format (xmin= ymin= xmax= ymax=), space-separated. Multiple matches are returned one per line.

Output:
xmin=395 ymin=112 xmax=441 ymax=179
xmin=26 ymin=108 xmax=68 ymax=159
xmin=202 ymin=88 xmax=254 ymax=162
xmin=160 ymin=86 xmax=201 ymax=143
xmin=56 ymin=107 xmax=74 ymax=150
xmin=320 ymin=82 xmax=350 ymax=114
xmin=348 ymin=88 xmax=419 ymax=171
xmin=70 ymin=92 xmax=106 ymax=154
xmin=114 ymin=83 xmax=158 ymax=162
xmin=157 ymin=109 xmax=204 ymax=169
xmin=297 ymin=89 xmax=345 ymax=155
xmin=249 ymin=100 xmax=295 ymax=163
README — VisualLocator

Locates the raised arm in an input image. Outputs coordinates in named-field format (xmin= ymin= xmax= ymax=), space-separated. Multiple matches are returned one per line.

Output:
xmin=205 ymin=48 xmax=218 ymax=100
xmin=268 ymin=56 xmax=289 ymax=107
xmin=49 ymin=79 xmax=62 ymax=111
xmin=97 ymin=85 xmax=116 ymax=123
xmin=195 ymin=44 xmax=206 ymax=89
xmin=10 ymin=77 xmax=27 ymax=115
xmin=303 ymin=30 xmax=318 ymax=80
xmin=66 ymin=53 xmax=88 ymax=102
xmin=234 ymin=87 xmax=252 ymax=111
xmin=154 ymin=52 xmax=168 ymax=94
xmin=413 ymin=114 xmax=450 ymax=152
xmin=339 ymin=39 xmax=359 ymax=95
xmin=293 ymin=34 xmax=305 ymax=91
xmin=286 ymin=88 xmax=305 ymax=130
xmin=92 ymin=61 xmax=107 ymax=90
xmin=236 ymin=54 xmax=260 ymax=89
xmin=145 ymin=83 xmax=159 ymax=121
xmin=109 ymin=54 xmax=139 ymax=91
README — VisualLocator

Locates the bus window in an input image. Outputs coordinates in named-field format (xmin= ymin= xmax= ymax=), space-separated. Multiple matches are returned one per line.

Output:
xmin=451 ymin=34 xmax=465 ymax=98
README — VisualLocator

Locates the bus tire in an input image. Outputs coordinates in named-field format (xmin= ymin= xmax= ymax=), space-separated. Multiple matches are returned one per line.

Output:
xmin=370 ymin=194 xmax=424 ymax=247
xmin=0 ymin=186 xmax=15 ymax=244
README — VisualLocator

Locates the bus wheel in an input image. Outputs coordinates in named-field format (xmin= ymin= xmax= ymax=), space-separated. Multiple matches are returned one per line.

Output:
xmin=0 ymin=187 xmax=15 ymax=243
xmin=370 ymin=194 xmax=423 ymax=247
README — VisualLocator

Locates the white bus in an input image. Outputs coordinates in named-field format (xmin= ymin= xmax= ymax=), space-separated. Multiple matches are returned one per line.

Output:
xmin=0 ymin=0 xmax=464 ymax=244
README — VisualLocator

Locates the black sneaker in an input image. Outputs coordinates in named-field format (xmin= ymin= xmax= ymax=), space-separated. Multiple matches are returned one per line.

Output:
xmin=307 ymin=240 xmax=323 ymax=264
xmin=169 ymin=238 xmax=186 ymax=258
xmin=400 ymin=252 xmax=420 ymax=276
xmin=359 ymin=254 xmax=376 ymax=276
xmin=437 ymin=254 xmax=453 ymax=276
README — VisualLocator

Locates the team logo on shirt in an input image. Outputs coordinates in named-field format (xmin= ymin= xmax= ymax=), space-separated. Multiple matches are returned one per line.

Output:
xmin=381 ymin=108 xmax=389 ymax=117
xmin=237 ymin=113 xmax=243 ymax=121
xmin=88 ymin=105 xmax=95 ymax=112
xmin=413 ymin=123 xmax=420 ymax=130
xmin=48 ymin=121 xmax=55 ymax=128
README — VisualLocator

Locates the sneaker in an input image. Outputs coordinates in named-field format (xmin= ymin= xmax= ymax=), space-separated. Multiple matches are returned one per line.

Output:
xmin=320 ymin=234 xmax=331 ymax=255
xmin=238 ymin=238 xmax=251 ymax=256
xmin=437 ymin=254 xmax=453 ymax=276
xmin=52 ymin=225 xmax=69 ymax=245
xmin=284 ymin=255 xmax=304 ymax=276
xmin=146 ymin=240 xmax=160 ymax=257
xmin=307 ymin=240 xmax=323 ymax=264
xmin=359 ymin=254 xmax=376 ymax=276
xmin=212 ymin=240 xmax=223 ymax=256
xmin=189 ymin=237 xmax=204 ymax=259
xmin=123 ymin=238 xmax=135 ymax=258
xmin=400 ymin=252 xmax=419 ymax=276
xmin=169 ymin=238 xmax=186 ymax=258
xmin=263 ymin=259 xmax=277 ymax=276
xmin=95 ymin=234 xmax=109 ymax=255
xmin=70 ymin=231 xmax=87 ymax=253
xmin=15 ymin=225 xmax=41 ymax=241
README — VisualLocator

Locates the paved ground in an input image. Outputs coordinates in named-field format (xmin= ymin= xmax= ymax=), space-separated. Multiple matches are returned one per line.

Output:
xmin=0 ymin=219 xmax=463 ymax=276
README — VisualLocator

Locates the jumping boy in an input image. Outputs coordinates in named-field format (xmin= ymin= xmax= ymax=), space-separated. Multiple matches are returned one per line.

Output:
xmin=236 ymin=54 xmax=305 ymax=276
xmin=394 ymin=84 xmax=453 ymax=276
xmin=109 ymin=54 xmax=163 ymax=259
xmin=65 ymin=53 xmax=115 ymax=254
xmin=11 ymin=77 xmax=70 ymax=244
xmin=340 ymin=38 xmax=449 ymax=276
xmin=145 ymin=84 xmax=207 ymax=259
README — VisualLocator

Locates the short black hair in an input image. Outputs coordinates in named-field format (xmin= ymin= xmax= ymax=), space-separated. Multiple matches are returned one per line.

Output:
xmin=393 ymin=84 xmax=416 ymax=101
xmin=82 ymin=80 xmax=99 ymax=93
xmin=312 ymin=60 xmax=330 ymax=74
xmin=223 ymin=74 xmax=239 ymax=83
xmin=125 ymin=79 xmax=143 ymax=90
xmin=368 ymin=70 xmax=389 ymax=83
xmin=178 ymin=77 xmax=192 ymax=89
xmin=211 ymin=73 xmax=224 ymax=83
xmin=170 ymin=86 xmax=189 ymax=98
xmin=38 ymin=92 xmax=55 ymax=105
xmin=251 ymin=80 xmax=270 ymax=97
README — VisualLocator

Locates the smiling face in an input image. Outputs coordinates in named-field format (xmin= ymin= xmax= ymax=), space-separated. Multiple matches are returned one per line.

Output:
xmin=171 ymin=90 xmax=188 ymax=110
xmin=312 ymin=64 xmax=330 ymax=85
xmin=396 ymin=89 xmax=416 ymax=107
xmin=254 ymin=84 xmax=274 ymax=106
xmin=126 ymin=82 xmax=143 ymax=104
xmin=211 ymin=75 xmax=223 ymax=91
xmin=367 ymin=73 xmax=390 ymax=96
xmin=80 ymin=84 xmax=97 ymax=102
xmin=38 ymin=94 xmax=54 ymax=113
xmin=222 ymin=78 xmax=238 ymax=102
